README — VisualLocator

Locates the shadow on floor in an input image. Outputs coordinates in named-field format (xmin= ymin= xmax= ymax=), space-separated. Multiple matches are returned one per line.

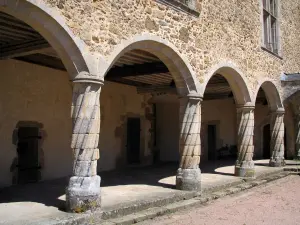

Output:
xmin=0 ymin=176 xmax=68 ymax=211
xmin=0 ymin=159 xmax=237 ymax=211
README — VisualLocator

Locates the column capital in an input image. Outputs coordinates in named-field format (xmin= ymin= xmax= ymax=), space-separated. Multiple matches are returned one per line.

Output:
xmin=72 ymin=71 xmax=104 ymax=85
xmin=236 ymin=103 xmax=255 ymax=111
xmin=272 ymin=107 xmax=285 ymax=115
xmin=180 ymin=93 xmax=203 ymax=101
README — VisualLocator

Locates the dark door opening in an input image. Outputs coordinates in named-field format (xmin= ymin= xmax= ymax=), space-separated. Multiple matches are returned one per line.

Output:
xmin=208 ymin=125 xmax=217 ymax=161
xmin=127 ymin=118 xmax=141 ymax=164
xmin=263 ymin=124 xmax=271 ymax=159
xmin=17 ymin=127 xmax=41 ymax=184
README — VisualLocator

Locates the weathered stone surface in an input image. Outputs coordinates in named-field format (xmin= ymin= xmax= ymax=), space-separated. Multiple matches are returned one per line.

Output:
xmin=66 ymin=176 xmax=101 ymax=213
xmin=145 ymin=16 xmax=159 ymax=31
xmin=296 ymin=114 xmax=300 ymax=159
xmin=176 ymin=168 xmax=201 ymax=191
xmin=41 ymin=0 xmax=300 ymax=93
xmin=67 ymin=81 xmax=103 ymax=212
xmin=235 ymin=105 xmax=255 ymax=178
xmin=269 ymin=108 xmax=286 ymax=167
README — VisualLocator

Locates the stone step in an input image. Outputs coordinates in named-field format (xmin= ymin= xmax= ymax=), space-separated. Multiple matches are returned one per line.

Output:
xmin=101 ymin=171 xmax=291 ymax=225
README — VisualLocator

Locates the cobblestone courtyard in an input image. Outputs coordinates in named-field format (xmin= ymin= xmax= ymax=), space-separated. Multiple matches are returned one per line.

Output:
xmin=139 ymin=175 xmax=300 ymax=225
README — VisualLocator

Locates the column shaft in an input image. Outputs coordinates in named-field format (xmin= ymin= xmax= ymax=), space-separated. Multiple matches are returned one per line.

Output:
xmin=269 ymin=108 xmax=285 ymax=167
xmin=176 ymin=94 xmax=202 ymax=191
xmin=235 ymin=105 xmax=255 ymax=178
xmin=295 ymin=115 xmax=300 ymax=159
xmin=66 ymin=78 xmax=103 ymax=213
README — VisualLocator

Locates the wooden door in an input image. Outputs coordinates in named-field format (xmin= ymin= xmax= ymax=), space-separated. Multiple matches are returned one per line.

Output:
xmin=17 ymin=127 xmax=40 ymax=184
xmin=127 ymin=118 xmax=141 ymax=164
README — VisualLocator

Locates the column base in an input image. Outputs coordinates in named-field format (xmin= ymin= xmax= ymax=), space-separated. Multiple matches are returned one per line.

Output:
xmin=176 ymin=168 xmax=201 ymax=191
xmin=234 ymin=165 xmax=255 ymax=178
xmin=235 ymin=160 xmax=255 ymax=178
xmin=269 ymin=158 xmax=286 ymax=167
xmin=66 ymin=175 xmax=101 ymax=213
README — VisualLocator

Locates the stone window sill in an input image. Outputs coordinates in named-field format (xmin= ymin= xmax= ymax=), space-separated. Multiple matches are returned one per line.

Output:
xmin=261 ymin=46 xmax=283 ymax=60
xmin=156 ymin=0 xmax=200 ymax=17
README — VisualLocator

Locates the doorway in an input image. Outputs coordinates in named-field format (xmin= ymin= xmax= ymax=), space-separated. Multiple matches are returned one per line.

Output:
xmin=126 ymin=118 xmax=141 ymax=164
xmin=207 ymin=124 xmax=217 ymax=161
xmin=17 ymin=127 xmax=41 ymax=184
xmin=263 ymin=124 xmax=271 ymax=159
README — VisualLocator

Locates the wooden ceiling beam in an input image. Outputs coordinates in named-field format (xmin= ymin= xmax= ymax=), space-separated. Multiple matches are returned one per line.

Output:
xmin=15 ymin=53 xmax=66 ymax=71
xmin=106 ymin=77 xmax=150 ymax=87
xmin=106 ymin=62 xmax=169 ymax=78
xmin=0 ymin=39 xmax=50 ymax=59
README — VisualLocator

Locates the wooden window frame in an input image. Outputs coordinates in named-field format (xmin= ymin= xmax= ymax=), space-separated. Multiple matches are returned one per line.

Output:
xmin=262 ymin=0 xmax=281 ymax=56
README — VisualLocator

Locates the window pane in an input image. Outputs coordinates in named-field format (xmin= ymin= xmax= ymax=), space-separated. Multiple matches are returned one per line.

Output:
xmin=271 ymin=17 xmax=278 ymax=53
xmin=263 ymin=0 xmax=267 ymax=9
xmin=263 ymin=11 xmax=270 ymax=49
xmin=270 ymin=0 xmax=277 ymax=16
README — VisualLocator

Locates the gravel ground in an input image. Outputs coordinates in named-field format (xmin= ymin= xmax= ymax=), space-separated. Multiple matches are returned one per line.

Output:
xmin=138 ymin=175 xmax=300 ymax=225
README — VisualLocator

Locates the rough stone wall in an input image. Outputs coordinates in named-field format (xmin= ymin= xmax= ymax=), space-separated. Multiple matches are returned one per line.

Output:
xmin=0 ymin=60 xmax=72 ymax=187
xmin=44 ymin=0 xmax=299 ymax=99
xmin=281 ymin=0 xmax=300 ymax=74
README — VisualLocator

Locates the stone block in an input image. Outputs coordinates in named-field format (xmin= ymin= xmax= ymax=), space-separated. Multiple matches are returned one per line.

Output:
xmin=176 ymin=168 xmax=201 ymax=191
xmin=66 ymin=175 xmax=101 ymax=213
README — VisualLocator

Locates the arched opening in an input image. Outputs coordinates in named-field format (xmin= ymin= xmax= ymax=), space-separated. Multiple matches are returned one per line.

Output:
xmin=0 ymin=0 xmax=96 ymax=79
xmin=253 ymin=82 xmax=286 ymax=161
xmin=0 ymin=9 xmax=77 ymax=188
xmin=97 ymin=38 xmax=200 ymax=192
xmin=0 ymin=1 xmax=105 ymax=218
xmin=200 ymin=66 xmax=251 ymax=172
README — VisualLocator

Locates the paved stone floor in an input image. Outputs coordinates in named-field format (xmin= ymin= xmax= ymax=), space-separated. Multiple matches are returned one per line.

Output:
xmin=138 ymin=174 xmax=300 ymax=225
xmin=0 ymin=159 xmax=298 ymax=225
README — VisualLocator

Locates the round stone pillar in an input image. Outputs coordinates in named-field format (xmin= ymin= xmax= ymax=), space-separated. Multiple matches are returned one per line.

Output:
xmin=235 ymin=104 xmax=255 ymax=178
xmin=295 ymin=114 xmax=300 ymax=159
xmin=269 ymin=108 xmax=286 ymax=167
xmin=66 ymin=72 xmax=103 ymax=213
xmin=176 ymin=93 xmax=202 ymax=191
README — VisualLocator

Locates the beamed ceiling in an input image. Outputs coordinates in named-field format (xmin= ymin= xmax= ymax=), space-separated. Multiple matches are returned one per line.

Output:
xmin=0 ymin=12 xmax=267 ymax=103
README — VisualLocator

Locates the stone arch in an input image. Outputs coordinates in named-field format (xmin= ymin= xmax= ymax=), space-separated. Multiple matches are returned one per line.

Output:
xmin=0 ymin=0 xmax=103 ymax=79
xmin=254 ymin=80 xmax=283 ymax=111
xmin=103 ymin=33 xmax=201 ymax=96
xmin=202 ymin=62 xmax=252 ymax=105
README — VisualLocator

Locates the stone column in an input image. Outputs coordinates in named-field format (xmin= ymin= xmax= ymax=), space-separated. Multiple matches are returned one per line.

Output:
xmin=269 ymin=108 xmax=286 ymax=167
xmin=66 ymin=73 xmax=103 ymax=213
xmin=235 ymin=104 xmax=255 ymax=178
xmin=176 ymin=93 xmax=202 ymax=191
xmin=295 ymin=114 xmax=300 ymax=159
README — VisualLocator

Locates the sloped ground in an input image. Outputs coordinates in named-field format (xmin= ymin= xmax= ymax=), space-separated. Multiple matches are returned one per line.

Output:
xmin=139 ymin=175 xmax=300 ymax=225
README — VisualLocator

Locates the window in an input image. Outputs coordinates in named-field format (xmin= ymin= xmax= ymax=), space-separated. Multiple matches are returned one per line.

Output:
xmin=157 ymin=0 xmax=200 ymax=17
xmin=262 ymin=0 xmax=279 ymax=54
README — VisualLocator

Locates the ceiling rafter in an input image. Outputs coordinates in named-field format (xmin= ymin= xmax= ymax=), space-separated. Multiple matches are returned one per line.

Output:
xmin=106 ymin=62 xmax=169 ymax=79
xmin=0 ymin=39 xmax=50 ymax=59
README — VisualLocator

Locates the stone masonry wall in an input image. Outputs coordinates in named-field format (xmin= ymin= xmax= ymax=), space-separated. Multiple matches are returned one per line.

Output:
xmin=45 ymin=0 xmax=300 ymax=99
xmin=281 ymin=0 xmax=300 ymax=74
